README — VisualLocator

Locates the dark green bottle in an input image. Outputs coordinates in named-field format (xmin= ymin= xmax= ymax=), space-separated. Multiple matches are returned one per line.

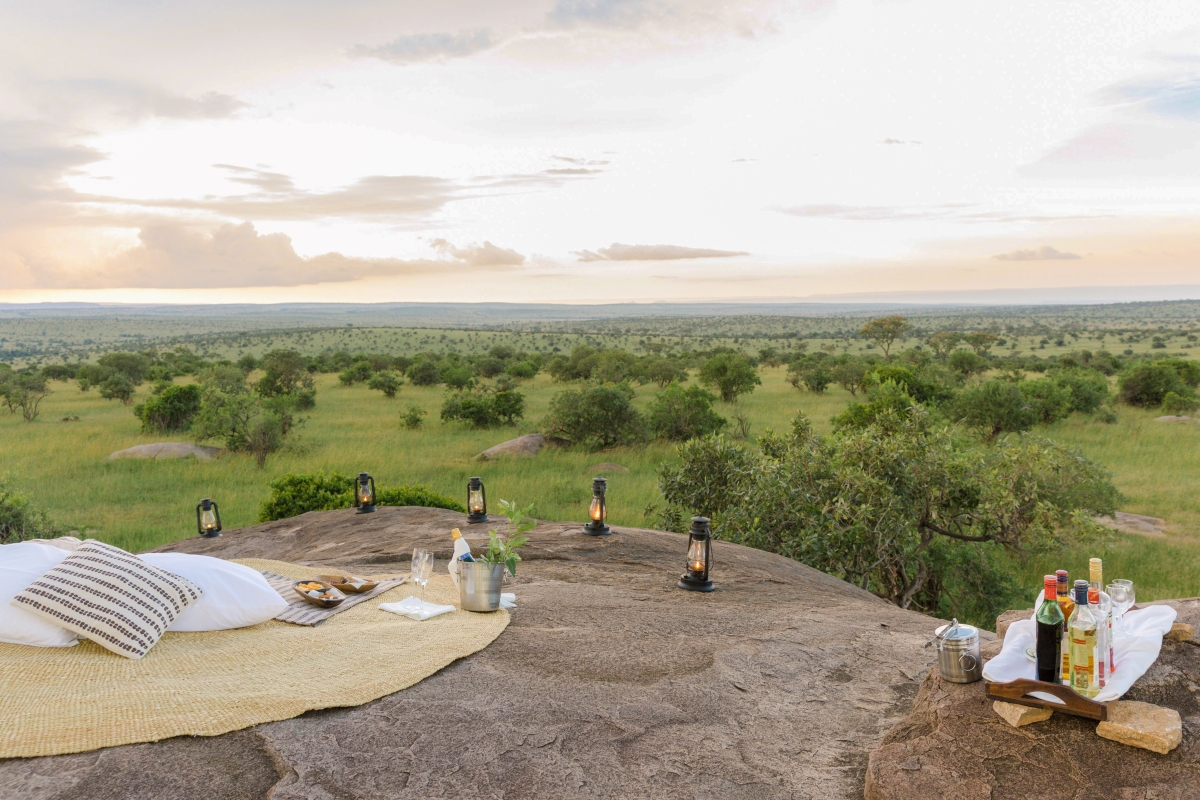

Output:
xmin=1035 ymin=574 xmax=1065 ymax=683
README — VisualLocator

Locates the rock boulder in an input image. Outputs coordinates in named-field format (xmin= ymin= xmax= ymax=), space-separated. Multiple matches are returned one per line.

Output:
xmin=474 ymin=433 xmax=546 ymax=460
xmin=3 ymin=506 xmax=945 ymax=800
xmin=106 ymin=443 xmax=222 ymax=461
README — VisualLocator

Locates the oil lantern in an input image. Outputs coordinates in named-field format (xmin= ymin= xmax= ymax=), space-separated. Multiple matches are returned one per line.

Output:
xmin=355 ymin=472 xmax=377 ymax=514
xmin=466 ymin=476 xmax=488 ymax=524
xmin=196 ymin=498 xmax=223 ymax=538
xmin=583 ymin=477 xmax=610 ymax=536
xmin=678 ymin=516 xmax=714 ymax=592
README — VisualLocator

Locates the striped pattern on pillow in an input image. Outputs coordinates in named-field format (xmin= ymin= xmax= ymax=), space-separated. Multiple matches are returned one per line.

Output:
xmin=11 ymin=540 xmax=202 ymax=659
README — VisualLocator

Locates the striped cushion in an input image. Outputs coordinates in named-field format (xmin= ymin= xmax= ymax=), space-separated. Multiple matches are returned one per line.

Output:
xmin=10 ymin=540 xmax=202 ymax=659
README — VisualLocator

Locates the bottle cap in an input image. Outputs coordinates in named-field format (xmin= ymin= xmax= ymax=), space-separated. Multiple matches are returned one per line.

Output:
xmin=1088 ymin=586 xmax=1100 ymax=605
xmin=1043 ymin=575 xmax=1057 ymax=596
xmin=1089 ymin=557 xmax=1102 ymax=578
xmin=1055 ymin=570 xmax=1068 ymax=578
xmin=1074 ymin=582 xmax=1089 ymax=604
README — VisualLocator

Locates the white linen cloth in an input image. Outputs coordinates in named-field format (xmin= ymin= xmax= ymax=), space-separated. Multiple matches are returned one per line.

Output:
xmin=379 ymin=596 xmax=456 ymax=621
xmin=500 ymin=592 xmax=516 ymax=609
xmin=982 ymin=601 xmax=1177 ymax=703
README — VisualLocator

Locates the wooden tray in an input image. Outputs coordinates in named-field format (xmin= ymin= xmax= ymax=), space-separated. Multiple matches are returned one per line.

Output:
xmin=292 ymin=580 xmax=346 ymax=609
xmin=986 ymin=678 xmax=1113 ymax=720
xmin=317 ymin=574 xmax=378 ymax=594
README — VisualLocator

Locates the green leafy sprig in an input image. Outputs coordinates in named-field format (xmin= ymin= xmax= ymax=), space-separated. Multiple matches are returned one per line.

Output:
xmin=480 ymin=499 xmax=534 ymax=576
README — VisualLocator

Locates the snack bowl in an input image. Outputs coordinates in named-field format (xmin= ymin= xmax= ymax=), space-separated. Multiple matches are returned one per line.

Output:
xmin=317 ymin=574 xmax=378 ymax=594
xmin=293 ymin=580 xmax=346 ymax=608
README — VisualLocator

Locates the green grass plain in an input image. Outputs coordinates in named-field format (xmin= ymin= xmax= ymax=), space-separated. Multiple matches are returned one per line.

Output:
xmin=3 ymin=364 xmax=1199 ymax=608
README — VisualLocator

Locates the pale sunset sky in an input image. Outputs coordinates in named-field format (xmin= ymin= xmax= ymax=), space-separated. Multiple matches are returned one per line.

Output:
xmin=3 ymin=1 xmax=1200 ymax=304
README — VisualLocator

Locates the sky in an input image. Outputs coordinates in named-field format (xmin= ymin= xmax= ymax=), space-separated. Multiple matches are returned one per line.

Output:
xmin=3 ymin=0 xmax=1200 ymax=305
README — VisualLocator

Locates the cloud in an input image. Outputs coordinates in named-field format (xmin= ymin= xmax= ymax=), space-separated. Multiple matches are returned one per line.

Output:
xmin=84 ymin=222 xmax=526 ymax=288
xmin=213 ymin=164 xmax=296 ymax=194
xmin=779 ymin=204 xmax=949 ymax=221
xmin=547 ymin=0 xmax=655 ymax=29
xmin=731 ymin=157 xmax=756 ymax=162
xmin=29 ymin=79 xmax=247 ymax=122
xmin=553 ymin=155 xmax=611 ymax=165
xmin=880 ymin=138 xmax=920 ymax=145
xmin=544 ymin=167 xmax=604 ymax=175
xmin=992 ymin=246 xmax=1081 ymax=262
xmin=353 ymin=29 xmax=496 ymax=65
xmin=430 ymin=238 xmax=526 ymax=266
xmin=1098 ymin=74 xmax=1200 ymax=121
xmin=573 ymin=242 xmax=748 ymax=261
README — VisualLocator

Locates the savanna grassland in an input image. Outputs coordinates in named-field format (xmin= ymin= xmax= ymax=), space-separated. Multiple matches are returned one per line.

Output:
xmin=3 ymin=301 xmax=1200 ymax=615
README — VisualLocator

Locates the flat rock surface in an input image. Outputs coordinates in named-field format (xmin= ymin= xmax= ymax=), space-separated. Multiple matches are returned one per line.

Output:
xmin=1094 ymin=511 xmax=1168 ymax=537
xmin=105 ymin=442 xmax=221 ymax=461
xmin=867 ymin=598 xmax=1200 ymax=800
xmin=3 ymin=506 xmax=947 ymax=800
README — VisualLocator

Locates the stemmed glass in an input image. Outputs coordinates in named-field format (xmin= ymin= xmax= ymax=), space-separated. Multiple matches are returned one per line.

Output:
xmin=412 ymin=548 xmax=433 ymax=602
xmin=1109 ymin=580 xmax=1135 ymax=638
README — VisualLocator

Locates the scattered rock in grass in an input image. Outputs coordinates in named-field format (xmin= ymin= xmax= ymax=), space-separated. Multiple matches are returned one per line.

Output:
xmin=106 ymin=443 xmax=222 ymax=461
xmin=1153 ymin=415 xmax=1199 ymax=423
xmin=586 ymin=462 xmax=629 ymax=474
xmin=60 ymin=416 xmax=79 ymax=422
xmin=475 ymin=433 xmax=546 ymax=460
xmin=992 ymin=700 xmax=1052 ymax=728
xmin=1093 ymin=511 xmax=1167 ymax=538
xmin=1096 ymin=701 xmax=1182 ymax=754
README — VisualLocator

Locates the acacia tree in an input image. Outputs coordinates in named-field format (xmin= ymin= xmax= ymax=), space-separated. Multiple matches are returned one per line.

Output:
xmin=963 ymin=332 xmax=999 ymax=357
xmin=657 ymin=409 xmax=1119 ymax=621
xmin=927 ymin=332 xmax=962 ymax=362
xmin=1 ymin=372 xmax=51 ymax=422
xmin=699 ymin=353 xmax=761 ymax=402
xmin=860 ymin=316 xmax=911 ymax=359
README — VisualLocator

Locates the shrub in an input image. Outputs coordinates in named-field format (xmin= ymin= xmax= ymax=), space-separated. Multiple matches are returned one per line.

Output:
xmin=257 ymin=350 xmax=316 ymax=399
xmin=258 ymin=471 xmax=464 ymax=521
xmin=646 ymin=358 xmax=688 ymax=388
xmin=951 ymin=379 xmax=1035 ymax=440
xmin=193 ymin=365 xmax=298 ymax=466
xmin=99 ymin=373 xmax=135 ymax=404
xmin=1051 ymin=369 xmax=1111 ymax=414
xmin=699 ymin=353 xmax=761 ymax=402
xmin=476 ymin=357 xmax=506 ymax=378
xmin=1118 ymin=363 xmax=1191 ymax=407
xmin=401 ymin=404 xmax=427 ymax=429
xmin=338 ymin=361 xmax=375 ymax=386
xmin=0 ymin=475 xmax=62 ymax=544
xmin=948 ymin=350 xmax=987 ymax=377
xmin=1 ymin=372 xmax=51 ymax=422
xmin=41 ymin=364 xmax=76 ymax=381
xmin=367 ymin=371 xmax=402 ymax=398
xmin=441 ymin=364 xmax=475 ymax=390
xmin=406 ymin=359 xmax=441 ymax=386
xmin=657 ymin=410 xmax=1119 ymax=625
xmin=505 ymin=360 xmax=539 ymax=380
xmin=1155 ymin=358 xmax=1200 ymax=388
xmin=833 ymin=380 xmax=917 ymax=432
xmin=544 ymin=383 xmax=646 ymax=449
xmin=646 ymin=383 xmax=726 ymax=441
xmin=441 ymin=387 xmax=524 ymax=428
xmin=1163 ymin=391 xmax=1199 ymax=415
xmin=136 ymin=383 xmax=202 ymax=432
xmin=96 ymin=352 xmax=151 ymax=384
xmin=1019 ymin=378 xmax=1072 ymax=424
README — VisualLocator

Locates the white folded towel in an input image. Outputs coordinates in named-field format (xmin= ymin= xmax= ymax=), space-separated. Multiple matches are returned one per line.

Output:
xmin=379 ymin=596 xmax=456 ymax=621
xmin=501 ymin=592 xmax=516 ymax=609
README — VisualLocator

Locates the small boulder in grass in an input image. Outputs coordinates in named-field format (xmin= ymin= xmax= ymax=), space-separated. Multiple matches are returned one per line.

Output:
xmin=1097 ymin=701 xmax=1182 ymax=754
xmin=992 ymin=700 xmax=1052 ymax=728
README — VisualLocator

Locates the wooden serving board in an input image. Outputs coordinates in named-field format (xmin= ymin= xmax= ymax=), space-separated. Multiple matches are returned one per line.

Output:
xmin=986 ymin=678 xmax=1114 ymax=721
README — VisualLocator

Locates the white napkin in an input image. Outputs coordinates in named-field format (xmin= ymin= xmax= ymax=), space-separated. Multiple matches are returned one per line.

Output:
xmin=501 ymin=592 xmax=516 ymax=609
xmin=379 ymin=596 xmax=456 ymax=621
xmin=982 ymin=604 xmax=1177 ymax=703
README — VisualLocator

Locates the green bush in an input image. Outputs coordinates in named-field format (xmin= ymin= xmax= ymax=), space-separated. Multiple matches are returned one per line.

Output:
xmin=833 ymin=379 xmax=918 ymax=432
xmin=699 ymin=353 xmax=760 ymax=402
xmin=441 ymin=387 xmax=524 ymax=428
xmin=258 ymin=471 xmax=464 ymax=521
xmin=1019 ymin=377 xmax=1072 ymax=424
xmin=0 ymin=475 xmax=62 ymax=544
xmin=401 ymin=404 xmax=427 ymax=429
xmin=1050 ymin=369 xmax=1111 ymax=414
xmin=948 ymin=350 xmax=987 ymax=377
xmin=950 ymin=379 xmax=1034 ymax=440
xmin=99 ymin=373 xmax=135 ymax=404
xmin=406 ymin=359 xmax=441 ymax=386
xmin=135 ymin=383 xmax=202 ymax=432
xmin=646 ymin=383 xmax=726 ymax=441
xmin=338 ymin=361 xmax=375 ymax=386
xmin=1163 ymin=391 xmax=1199 ymax=415
xmin=367 ymin=370 xmax=402 ymax=398
xmin=544 ymin=382 xmax=646 ymax=449
xmin=1118 ymin=363 xmax=1191 ymax=407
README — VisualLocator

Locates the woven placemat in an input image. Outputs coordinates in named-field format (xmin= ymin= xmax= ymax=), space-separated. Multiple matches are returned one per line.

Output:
xmin=262 ymin=571 xmax=408 ymax=625
xmin=0 ymin=559 xmax=509 ymax=759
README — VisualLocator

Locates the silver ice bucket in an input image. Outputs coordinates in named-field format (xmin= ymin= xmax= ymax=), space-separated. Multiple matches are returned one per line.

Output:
xmin=458 ymin=561 xmax=504 ymax=612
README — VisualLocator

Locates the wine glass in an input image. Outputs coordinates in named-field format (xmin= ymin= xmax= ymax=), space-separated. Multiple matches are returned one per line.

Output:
xmin=412 ymin=548 xmax=428 ymax=597
xmin=417 ymin=554 xmax=434 ymax=602
xmin=1109 ymin=581 xmax=1134 ymax=638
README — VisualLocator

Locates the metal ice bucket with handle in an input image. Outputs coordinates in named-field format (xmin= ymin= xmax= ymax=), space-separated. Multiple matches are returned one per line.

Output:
xmin=927 ymin=619 xmax=983 ymax=683
xmin=458 ymin=561 xmax=504 ymax=612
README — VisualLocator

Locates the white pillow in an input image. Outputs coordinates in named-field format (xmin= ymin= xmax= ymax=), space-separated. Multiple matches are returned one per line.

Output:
xmin=139 ymin=553 xmax=287 ymax=631
xmin=0 ymin=542 xmax=80 ymax=648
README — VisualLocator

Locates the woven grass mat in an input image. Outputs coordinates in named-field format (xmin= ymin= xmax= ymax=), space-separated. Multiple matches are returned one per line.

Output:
xmin=0 ymin=559 xmax=509 ymax=759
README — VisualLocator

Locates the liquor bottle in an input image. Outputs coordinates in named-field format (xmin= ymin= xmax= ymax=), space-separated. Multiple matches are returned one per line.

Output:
xmin=1035 ymin=575 xmax=1065 ymax=684
xmin=1087 ymin=586 xmax=1107 ymax=688
xmin=1056 ymin=570 xmax=1074 ymax=684
xmin=1089 ymin=558 xmax=1115 ymax=676
xmin=1068 ymin=580 xmax=1099 ymax=698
